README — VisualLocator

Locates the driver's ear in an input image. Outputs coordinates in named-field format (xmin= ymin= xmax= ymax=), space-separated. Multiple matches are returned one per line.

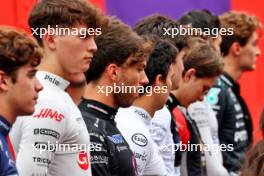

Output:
xmin=0 ymin=71 xmax=10 ymax=91
xmin=105 ymin=64 xmax=121 ymax=82
xmin=153 ymin=74 xmax=163 ymax=87
xmin=43 ymin=33 xmax=56 ymax=50
xmin=230 ymin=42 xmax=242 ymax=56
xmin=182 ymin=68 xmax=196 ymax=82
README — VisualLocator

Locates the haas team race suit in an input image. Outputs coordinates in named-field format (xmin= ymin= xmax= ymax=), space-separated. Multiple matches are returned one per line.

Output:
xmin=9 ymin=71 xmax=92 ymax=176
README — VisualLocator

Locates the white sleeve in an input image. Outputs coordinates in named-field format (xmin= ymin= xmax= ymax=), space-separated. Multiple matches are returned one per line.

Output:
xmin=116 ymin=110 xmax=166 ymax=176
xmin=188 ymin=101 xmax=229 ymax=176
xmin=125 ymin=130 xmax=166 ymax=176
xmin=150 ymin=119 xmax=167 ymax=145
xmin=150 ymin=107 xmax=174 ymax=175
xmin=150 ymin=107 xmax=171 ymax=147
xmin=10 ymin=99 xmax=66 ymax=176
xmin=116 ymin=114 xmax=148 ymax=174
xmin=130 ymin=132 xmax=150 ymax=175
xmin=143 ymin=138 xmax=167 ymax=176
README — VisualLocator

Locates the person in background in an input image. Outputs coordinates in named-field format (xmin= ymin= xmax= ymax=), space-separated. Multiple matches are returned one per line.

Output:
xmin=170 ymin=37 xmax=223 ymax=176
xmin=178 ymin=9 xmax=222 ymax=52
xmin=133 ymin=14 xmax=186 ymax=175
xmin=260 ymin=108 xmax=264 ymax=138
xmin=79 ymin=17 xmax=150 ymax=176
xmin=240 ymin=140 xmax=264 ymax=176
xmin=206 ymin=11 xmax=262 ymax=175
xmin=178 ymin=9 xmax=229 ymax=176
xmin=116 ymin=38 xmax=178 ymax=175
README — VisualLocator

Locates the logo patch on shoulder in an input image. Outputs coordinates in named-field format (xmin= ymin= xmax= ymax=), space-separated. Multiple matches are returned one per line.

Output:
xmin=206 ymin=88 xmax=221 ymax=105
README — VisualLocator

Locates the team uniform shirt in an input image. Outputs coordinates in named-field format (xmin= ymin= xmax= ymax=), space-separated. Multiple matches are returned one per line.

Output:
xmin=206 ymin=73 xmax=252 ymax=173
xmin=166 ymin=93 xmax=182 ymax=175
xmin=79 ymin=99 xmax=138 ymax=176
xmin=166 ymin=93 xmax=181 ymax=148
xmin=150 ymin=105 xmax=175 ymax=176
xmin=188 ymin=101 xmax=229 ymax=176
xmin=173 ymin=106 xmax=206 ymax=176
xmin=9 ymin=71 xmax=92 ymax=176
xmin=116 ymin=106 xmax=167 ymax=176
xmin=0 ymin=116 xmax=18 ymax=176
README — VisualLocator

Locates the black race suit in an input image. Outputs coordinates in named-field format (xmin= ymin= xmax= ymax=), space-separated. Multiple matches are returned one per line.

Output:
xmin=79 ymin=99 xmax=138 ymax=176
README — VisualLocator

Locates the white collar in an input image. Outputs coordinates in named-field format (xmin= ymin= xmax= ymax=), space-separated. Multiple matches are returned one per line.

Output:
xmin=132 ymin=106 xmax=152 ymax=126
xmin=36 ymin=71 xmax=70 ymax=91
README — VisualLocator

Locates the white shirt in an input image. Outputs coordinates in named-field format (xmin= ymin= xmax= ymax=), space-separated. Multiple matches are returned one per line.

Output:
xmin=188 ymin=101 xmax=229 ymax=176
xmin=150 ymin=105 xmax=175 ymax=176
xmin=9 ymin=71 xmax=92 ymax=176
xmin=116 ymin=106 xmax=167 ymax=176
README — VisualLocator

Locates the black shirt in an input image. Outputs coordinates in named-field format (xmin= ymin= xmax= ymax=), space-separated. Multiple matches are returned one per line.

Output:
xmin=166 ymin=93 xmax=181 ymax=166
xmin=79 ymin=99 xmax=138 ymax=176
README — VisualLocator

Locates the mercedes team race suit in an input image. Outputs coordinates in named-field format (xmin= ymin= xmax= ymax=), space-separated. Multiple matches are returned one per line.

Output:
xmin=9 ymin=71 xmax=92 ymax=176
xmin=206 ymin=73 xmax=253 ymax=173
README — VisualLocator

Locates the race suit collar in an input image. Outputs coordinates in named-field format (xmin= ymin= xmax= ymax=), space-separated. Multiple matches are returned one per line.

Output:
xmin=221 ymin=72 xmax=240 ymax=94
xmin=81 ymin=98 xmax=117 ymax=118
xmin=36 ymin=71 xmax=70 ymax=91
xmin=166 ymin=93 xmax=181 ymax=111
xmin=0 ymin=115 xmax=11 ymax=137
xmin=132 ymin=106 xmax=152 ymax=125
